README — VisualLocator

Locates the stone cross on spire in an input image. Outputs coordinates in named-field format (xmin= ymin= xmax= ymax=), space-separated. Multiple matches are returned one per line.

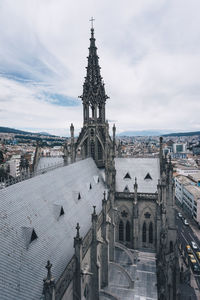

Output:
xmin=90 ymin=17 xmax=95 ymax=29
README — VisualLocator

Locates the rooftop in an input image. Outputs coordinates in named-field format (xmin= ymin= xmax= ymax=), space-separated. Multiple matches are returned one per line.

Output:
xmin=115 ymin=158 xmax=160 ymax=193
xmin=0 ymin=158 xmax=106 ymax=300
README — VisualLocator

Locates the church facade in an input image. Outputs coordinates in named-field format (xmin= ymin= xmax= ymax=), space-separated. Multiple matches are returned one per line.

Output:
xmin=62 ymin=27 xmax=179 ymax=300
xmin=0 ymin=27 xmax=179 ymax=300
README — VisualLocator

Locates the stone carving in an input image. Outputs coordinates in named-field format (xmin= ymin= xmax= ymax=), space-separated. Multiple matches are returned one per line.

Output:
xmin=121 ymin=210 xmax=128 ymax=218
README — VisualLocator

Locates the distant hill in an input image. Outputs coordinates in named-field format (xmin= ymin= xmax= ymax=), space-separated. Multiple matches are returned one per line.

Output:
xmin=163 ymin=131 xmax=200 ymax=137
xmin=0 ymin=127 xmax=33 ymax=135
xmin=0 ymin=127 xmax=55 ymax=137
xmin=118 ymin=130 xmax=162 ymax=137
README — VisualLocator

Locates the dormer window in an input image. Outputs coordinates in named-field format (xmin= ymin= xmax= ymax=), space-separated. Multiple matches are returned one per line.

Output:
xmin=124 ymin=172 xmax=131 ymax=179
xmin=60 ymin=206 xmax=65 ymax=216
xmin=22 ymin=227 xmax=38 ymax=248
xmin=144 ymin=173 xmax=152 ymax=180
xmin=53 ymin=204 xmax=65 ymax=220
xmin=30 ymin=229 xmax=38 ymax=242
xmin=123 ymin=185 xmax=130 ymax=192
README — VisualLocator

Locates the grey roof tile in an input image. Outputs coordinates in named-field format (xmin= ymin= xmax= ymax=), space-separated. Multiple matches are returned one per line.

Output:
xmin=115 ymin=158 xmax=160 ymax=193
xmin=0 ymin=158 xmax=106 ymax=300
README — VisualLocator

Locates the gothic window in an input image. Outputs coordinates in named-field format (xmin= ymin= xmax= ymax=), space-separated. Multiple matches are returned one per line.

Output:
xmin=170 ymin=241 xmax=173 ymax=253
xmin=144 ymin=212 xmax=151 ymax=219
xmin=78 ymin=193 xmax=81 ymax=200
xmin=149 ymin=222 xmax=153 ymax=244
xmin=91 ymin=129 xmax=94 ymax=137
xmin=98 ymin=140 xmax=103 ymax=160
xmin=121 ymin=210 xmax=128 ymax=218
xmin=84 ymin=139 xmax=88 ymax=157
xmin=84 ymin=284 xmax=89 ymax=299
xmin=142 ymin=222 xmax=146 ymax=243
xmin=119 ymin=220 xmax=124 ymax=241
xmin=126 ymin=221 xmax=131 ymax=242
xmin=89 ymin=183 xmax=92 ymax=190
xmin=91 ymin=141 xmax=95 ymax=159
xmin=92 ymin=106 xmax=95 ymax=118
xmin=98 ymin=105 xmax=102 ymax=121
xmin=84 ymin=106 xmax=87 ymax=120
xmin=124 ymin=172 xmax=131 ymax=179
xmin=144 ymin=173 xmax=152 ymax=180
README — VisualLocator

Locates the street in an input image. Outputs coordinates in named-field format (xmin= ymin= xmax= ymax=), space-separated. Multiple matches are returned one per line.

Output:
xmin=176 ymin=210 xmax=200 ymax=292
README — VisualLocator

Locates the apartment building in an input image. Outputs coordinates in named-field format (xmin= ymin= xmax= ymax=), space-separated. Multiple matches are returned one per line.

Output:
xmin=175 ymin=174 xmax=200 ymax=224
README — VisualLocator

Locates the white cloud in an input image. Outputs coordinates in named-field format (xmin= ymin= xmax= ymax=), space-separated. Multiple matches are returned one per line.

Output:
xmin=0 ymin=0 xmax=200 ymax=135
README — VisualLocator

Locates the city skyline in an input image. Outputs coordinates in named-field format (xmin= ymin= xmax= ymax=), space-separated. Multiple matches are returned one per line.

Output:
xmin=0 ymin=0 xmax=200 ymax=136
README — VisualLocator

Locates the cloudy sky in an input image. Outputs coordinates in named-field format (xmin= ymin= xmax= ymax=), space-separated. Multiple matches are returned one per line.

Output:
xmin=0 ymin=0 xmax=200 ymax=136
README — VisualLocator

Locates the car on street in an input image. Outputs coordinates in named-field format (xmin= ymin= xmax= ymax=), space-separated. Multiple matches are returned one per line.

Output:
xmin=183 ymin=219 xmax=189 ymax=226
xmin=196 ymin=251 xmax=200 ymax=261
xmin=191 ymin=262 xmax=200 ymax=274
xmin=191 ymin=241 xmax=198 ymax=250
xmin=186 ymin=245 xmax=193 ymax=254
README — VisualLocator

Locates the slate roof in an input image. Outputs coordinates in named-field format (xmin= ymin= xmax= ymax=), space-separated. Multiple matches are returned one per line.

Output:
xmin=36 ymin=156 xmax=64 ymax=171
xmin=115 ymin=158 xmax=160 ymax=193
xmin=0 ymin=158 xmax=106 ymax=300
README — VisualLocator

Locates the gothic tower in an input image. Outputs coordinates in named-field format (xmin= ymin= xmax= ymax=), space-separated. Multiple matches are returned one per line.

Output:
xmin=75 ymin=25 xmax=112 ymax=168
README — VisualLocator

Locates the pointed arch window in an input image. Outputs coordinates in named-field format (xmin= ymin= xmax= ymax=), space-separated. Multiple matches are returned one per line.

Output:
xmin=98 ymin=140 xmax=103 ymax=160
xmin=91 ymin=129 xmax=94 ymax=137
xmin=91 ymin=141 xmax=95 ymax=159
xmin=119 ymin=220 xmax=124 ymax=241
xmin=142 ymin=222 xmax=146 ymax=243
xmin=126 ymin=221 xmax=131 ymax=242
xmin=170 ymin=241 xmax=173 ymax=253
xmin=149 ymin=222 xmax=153 ymax=244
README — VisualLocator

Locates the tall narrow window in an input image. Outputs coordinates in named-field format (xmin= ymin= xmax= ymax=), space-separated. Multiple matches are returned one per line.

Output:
xmin=119 ymin=220 xmax=124 ymax=241
xmin=170 ymin=241 xmax=173 ymax=253
xmin=149 ymin=222 xmax=153 ymax=244
xmin=126 ymin=221 xmax=131 ymax=242
xmin=98 ymin=140 xmax=103 ymax=160
xmin=91 ymin=141 xmax=95 ymax=159
xmin=142 ymin=222 xmax=146 ymax=243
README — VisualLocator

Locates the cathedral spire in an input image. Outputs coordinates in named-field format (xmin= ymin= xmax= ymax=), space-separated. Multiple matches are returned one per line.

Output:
xmin=80 ymin=24 xmax=108 ymax=124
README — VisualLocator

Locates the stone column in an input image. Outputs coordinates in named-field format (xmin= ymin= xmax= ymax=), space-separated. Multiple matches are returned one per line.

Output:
xmin=133 ymin=177 xmax=139 ymax=249
xmin=73 ymin=223 xmax=83 ymax=300
xmin=42 ymin=261 xmax=55 ymax=300
xmin=70 ymin=123 xmax=75 ymax=163
xmin=101 ymin=192 xmax=109 ymax=288
xmin=91 ymin=206 xmax=99 ymax=300
xmin=112 ymin=124 xmax=116 ymax=156
xmin=108 ymin=187 xmax=115 ymax=262
xmin=159 ymin=137 xmax=163 ymax=175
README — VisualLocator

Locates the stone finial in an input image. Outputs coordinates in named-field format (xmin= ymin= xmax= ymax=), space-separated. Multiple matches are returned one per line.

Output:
xmin=93 ymin=206 xmax=96 ymax=215
xmin=45 ymin=260 xmax=52 ymax=280
xmin=134 ymin=177 xmax=138 ymax=190
xmin=43 ymin=260 xmax=55 ymax=300
xmin=76 ymin=223 xmax=80 ymax=238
